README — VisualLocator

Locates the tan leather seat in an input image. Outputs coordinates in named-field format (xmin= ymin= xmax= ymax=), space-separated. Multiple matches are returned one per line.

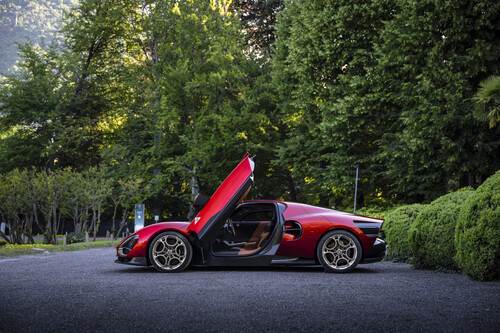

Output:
xmin=238 ymin=221 xmax=271 ymax=255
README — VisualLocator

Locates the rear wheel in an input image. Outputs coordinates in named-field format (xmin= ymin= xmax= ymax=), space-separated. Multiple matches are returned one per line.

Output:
xmin=149 ymin=231 xmax=192 ymax=273
xmin=317 ymin=230 xmax=362 ymax=273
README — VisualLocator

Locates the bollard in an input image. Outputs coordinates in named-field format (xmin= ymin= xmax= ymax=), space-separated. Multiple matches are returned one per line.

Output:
xmin=110 ymin=233 xmax=114 ymax=247
xmin=63 ymin=235 xmax=67 ymax=251
xmin=106 ymin=230 xmax=110 ymax=238
xmin=85 ymin=231 xmax=89 ymax=249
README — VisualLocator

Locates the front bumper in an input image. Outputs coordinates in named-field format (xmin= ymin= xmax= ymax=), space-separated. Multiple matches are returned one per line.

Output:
xmin=115 ymin=256 xmax=148 ymax=266
xmin=361 ymin=238 xmax=387 ymax=264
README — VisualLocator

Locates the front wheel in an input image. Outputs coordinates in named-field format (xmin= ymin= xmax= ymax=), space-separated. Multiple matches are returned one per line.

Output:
xmin=317 ymin=230 xmax=362 ymax=273
xmin=149 ymin=231 xmax=192 ymax=273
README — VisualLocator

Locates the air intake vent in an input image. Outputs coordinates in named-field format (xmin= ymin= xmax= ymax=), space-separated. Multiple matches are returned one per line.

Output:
xmin=285 ymin=221 xmax=303 ymax=239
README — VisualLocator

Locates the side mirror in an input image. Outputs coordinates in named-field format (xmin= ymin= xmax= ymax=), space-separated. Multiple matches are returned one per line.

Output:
xmin=193 ymin=193 xmax=210 ymax=209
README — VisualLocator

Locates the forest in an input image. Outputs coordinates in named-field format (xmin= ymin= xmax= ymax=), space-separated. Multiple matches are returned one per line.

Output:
xmin=0 ymin=0 xmax=499 ymax=242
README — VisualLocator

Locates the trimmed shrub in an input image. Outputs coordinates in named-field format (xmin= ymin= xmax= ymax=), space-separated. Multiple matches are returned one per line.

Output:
xmin=382 ymin=204 xmax=426 ymax=262
xmin=455 ymin=171 xmax=500 ymax=281
xmin=67 ymin=232 xmax=85 ymax=244
xmin=356 ymin=205 xmax=403 ymax=220
xmin=410 ymin=189 xmax=474 ymax=271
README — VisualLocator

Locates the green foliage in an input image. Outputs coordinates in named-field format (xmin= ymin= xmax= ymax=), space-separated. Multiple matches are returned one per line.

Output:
xmin=0 ymin=0 xmax=135 ymax=173
xmin=0 ymin=167 xmax=131 ymax=244
xmin=233 ymin=0 xmax=284 ymax=57
xmin=375 ymin=0 xmax=500 ymax=202
xmin=410 ymin=189 xmax=474 ymax=271
xmin=455 ymin=171 xmax=500 ymax=281
xmin=1 ymin=0 xmax=500 ymax=224
xmin=382 ymin=204 xmax=426 ymax=262
xmin=355 ymin=205 xmax=403 ymax=220
xmin=66 ymin=232 xmax=85 ymax=244
xmin=272 ymin=0 xmax=500 ymax=207
xmin=0 ymin=40 xmax=119 ymax=172
xmin=474 ymin=75 xmax=500 ymax=128
xmin=0 ymin=169 xmax=35 ymax=244
xmin=273 ymin=0 xmax=395 ymax=208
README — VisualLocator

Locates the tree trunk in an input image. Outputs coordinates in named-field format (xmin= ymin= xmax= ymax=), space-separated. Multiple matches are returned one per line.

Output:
xmin=286 ymin=171 xmax=297 ymax=202
xmin=92 ymin=204 xmax=97 ymax=241
xmin=94 ymin=202 xmax=102 ymax=241
xmin=52 ymin=203 xmax=58 ymax=245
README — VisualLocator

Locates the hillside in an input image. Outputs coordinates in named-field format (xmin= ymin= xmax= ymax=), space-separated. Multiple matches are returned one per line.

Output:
xmin=0 ymin=0 xmax=77 ymax=75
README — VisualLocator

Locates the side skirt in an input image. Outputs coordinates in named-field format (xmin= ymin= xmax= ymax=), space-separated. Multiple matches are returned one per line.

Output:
xmin=270 ymin=257 xmax=317 ymax=266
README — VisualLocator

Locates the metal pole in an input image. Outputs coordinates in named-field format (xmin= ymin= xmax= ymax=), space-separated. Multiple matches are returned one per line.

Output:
xmin=354 ymin=165 xmax=359 ymax=214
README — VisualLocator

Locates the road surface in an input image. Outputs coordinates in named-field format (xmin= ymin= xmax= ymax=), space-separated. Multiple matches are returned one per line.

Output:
xmin=1 ymin=248 xmax=499 ymax=332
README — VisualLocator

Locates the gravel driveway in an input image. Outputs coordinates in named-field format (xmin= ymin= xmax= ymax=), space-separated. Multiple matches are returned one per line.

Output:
xmin=1 ymin=248 xmax=499 ymax=332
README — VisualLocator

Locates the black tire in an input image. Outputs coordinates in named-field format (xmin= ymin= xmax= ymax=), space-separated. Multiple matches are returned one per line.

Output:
xmin=148 ymin=231 xmax=192 ymax=273
xmin=317 ymin=230 xmax=362 ymax=273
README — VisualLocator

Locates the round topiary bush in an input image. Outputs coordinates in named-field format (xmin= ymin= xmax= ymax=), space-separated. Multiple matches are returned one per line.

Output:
xmin=382 ymin=204 xmax=426 ymax=262
xmin=67 ymin=232 xmax=85 ymax=244
xmin=455 ymin=171 xmax=500 ymax=281
xmin=410 ymin=188 xmax=474 ymax=271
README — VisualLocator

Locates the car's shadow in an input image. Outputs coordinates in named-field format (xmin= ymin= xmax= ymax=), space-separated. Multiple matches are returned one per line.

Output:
xmin=111 ymin=264 xmax=378 ymax=274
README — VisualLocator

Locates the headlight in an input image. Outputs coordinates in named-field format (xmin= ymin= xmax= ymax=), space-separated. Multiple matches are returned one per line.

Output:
xmin=118 ymin=234 xmax=139 ymax=256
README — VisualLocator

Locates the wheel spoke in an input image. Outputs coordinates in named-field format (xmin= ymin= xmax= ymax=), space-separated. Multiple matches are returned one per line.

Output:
xmin=340 ymin=251 xmax=354 ymax=264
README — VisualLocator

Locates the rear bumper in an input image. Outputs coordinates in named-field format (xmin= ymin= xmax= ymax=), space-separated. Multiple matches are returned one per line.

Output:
xmin=361 ymin=238 xmax=387 ymax=264
xmin=115 ymin=256 xmax=148 ymax=266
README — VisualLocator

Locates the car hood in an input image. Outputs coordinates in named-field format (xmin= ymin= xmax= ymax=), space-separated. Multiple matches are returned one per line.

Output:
xmin=187 ymin=153 xmax=255 ymax=240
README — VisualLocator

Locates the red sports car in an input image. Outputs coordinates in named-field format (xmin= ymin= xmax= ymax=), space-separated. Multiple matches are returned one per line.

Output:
xmin=116 ymin=153 xmax=386 ymax=273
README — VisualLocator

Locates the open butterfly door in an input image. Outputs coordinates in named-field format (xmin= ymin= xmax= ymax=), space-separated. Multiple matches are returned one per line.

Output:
xmin=187 ymin=153 xmax=255 ymax=241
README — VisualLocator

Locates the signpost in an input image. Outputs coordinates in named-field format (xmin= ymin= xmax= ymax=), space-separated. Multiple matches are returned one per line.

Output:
xmin=135 ymin=204 xmax=145 ymax=231
xmin=354 ymin=165 xmax=359 ymax=214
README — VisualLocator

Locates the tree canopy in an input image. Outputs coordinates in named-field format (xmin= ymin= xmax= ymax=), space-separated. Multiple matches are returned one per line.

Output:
xmin=0 ymin=0 xmax=499 ymax=224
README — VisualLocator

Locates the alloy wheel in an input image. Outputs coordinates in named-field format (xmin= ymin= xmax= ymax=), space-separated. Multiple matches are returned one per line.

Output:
xmin=321 ymin=233 xmax=358 ymax=270
xmin=152 ymin=234 xmax=187 ymax=271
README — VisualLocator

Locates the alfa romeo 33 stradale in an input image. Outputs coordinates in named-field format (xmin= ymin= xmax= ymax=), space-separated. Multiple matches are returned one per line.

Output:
xmin=116 ymin=153 xmax=386 ymax=273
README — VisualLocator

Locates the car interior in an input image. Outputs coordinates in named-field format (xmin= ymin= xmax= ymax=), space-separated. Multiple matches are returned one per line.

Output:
xmin=212 ymin=203 xmax=278 ymax=256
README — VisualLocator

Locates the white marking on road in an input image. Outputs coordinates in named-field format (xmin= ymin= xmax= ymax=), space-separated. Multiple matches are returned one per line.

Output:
xmin=0 ymin=258 xmax=19 ymax=263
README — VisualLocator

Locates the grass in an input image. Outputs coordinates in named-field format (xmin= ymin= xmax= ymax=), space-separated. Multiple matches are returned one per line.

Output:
xmin=0 ymin=239 xmax=122 ymax=258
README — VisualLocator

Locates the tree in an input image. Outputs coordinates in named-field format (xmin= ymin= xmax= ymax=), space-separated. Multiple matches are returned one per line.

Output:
xmin=375 ymin=0 xmax=500 ymax=202
xmin=272 ymin=0 xmax=395 ymax=208
xmin=0 ymin=42 xmax=71 ymax=172
xmin=31 ymin=169 xmax=70 ymax=244
xmin=82 ymin=167 xmax=112 ymax=241
xmin=59 ymin=170 xmax=91 ymax=234
xmin=233 ymin=0 xmax=284 ymax=57
xmin=473 ymin=75 xmax=500 ymax=128
xmin=0 ymin=169 xmax=36 ymax=244
xmin=108 ymin=0 xmax=269 ymax=218
xmin=0 ymin=0 xmax=134 ymax=173
xmin=115 ymin=178 xmax=150 ymax=237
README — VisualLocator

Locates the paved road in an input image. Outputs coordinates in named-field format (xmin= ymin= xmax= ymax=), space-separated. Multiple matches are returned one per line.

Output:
xmin=0 ymin=248 xmax=499 ymax=332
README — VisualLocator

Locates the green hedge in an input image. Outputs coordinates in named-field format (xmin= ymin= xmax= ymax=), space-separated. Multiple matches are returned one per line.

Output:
xmin=455 ymin=171 xmax=500 ymax=281
xmin=355 ymin=205 xmax=402 ymax=220
xmin=410 ymin=189 xmax=474 ymax=271
xmin=382 ymin=204 xmax=426 ymax=262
